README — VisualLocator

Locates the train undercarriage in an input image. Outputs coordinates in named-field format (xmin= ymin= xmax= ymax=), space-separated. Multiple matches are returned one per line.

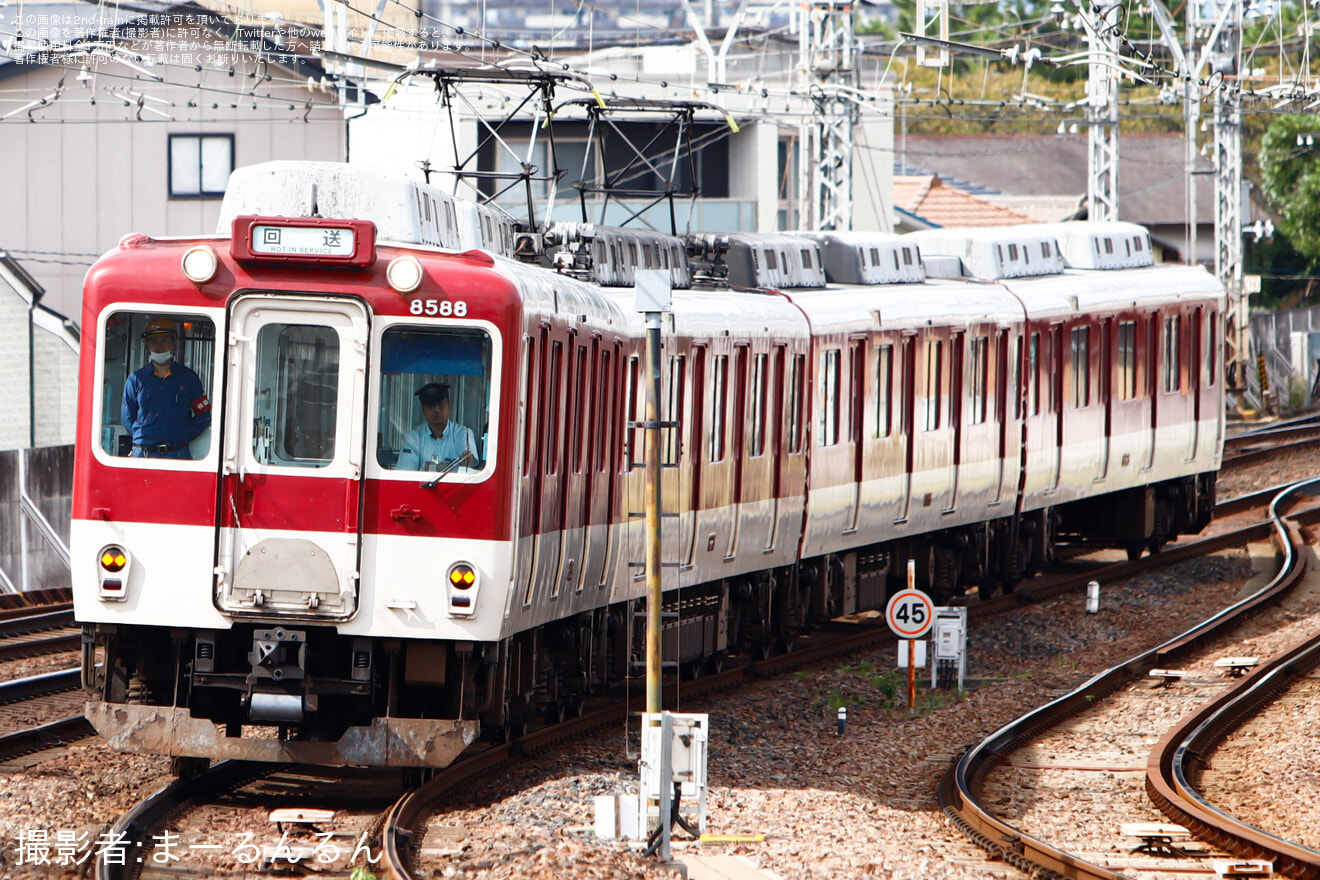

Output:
xmin=84 ymin=473 xmax=1215 ymax=767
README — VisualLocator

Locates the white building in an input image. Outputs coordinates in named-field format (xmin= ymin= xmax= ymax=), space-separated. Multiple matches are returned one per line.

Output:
xmin=0 ymin=253 xmax=79 ymax=450
xmin=346 ymin=40 xmax=894 ymax=236
xmin=0 ymin=0 xmax=350 ymax=320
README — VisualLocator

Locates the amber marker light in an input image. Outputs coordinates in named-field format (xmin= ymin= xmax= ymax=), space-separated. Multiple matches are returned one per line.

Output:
xmin=100 ymin=547 xmax=127 ymax=572
xmin=447 ymin=563 xmax=476 ymax=589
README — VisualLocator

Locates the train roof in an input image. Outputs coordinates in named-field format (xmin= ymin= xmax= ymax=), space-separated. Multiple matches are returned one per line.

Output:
xmin=1004 ymin=263 xmax=1225 ymax=319
xmin=217 ymin=161 xmax=517 ymax=258
xmin=785 ymin=277 xmax=1024 ymax=335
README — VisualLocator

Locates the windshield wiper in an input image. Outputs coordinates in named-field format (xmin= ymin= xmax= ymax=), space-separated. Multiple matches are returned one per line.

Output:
xmin=421 ymin=450 xmax=476 ymax=489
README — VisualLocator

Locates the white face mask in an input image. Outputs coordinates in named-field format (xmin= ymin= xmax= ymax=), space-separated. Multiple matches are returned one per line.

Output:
xmin=148 ymin=351 xmax=174 ymax=365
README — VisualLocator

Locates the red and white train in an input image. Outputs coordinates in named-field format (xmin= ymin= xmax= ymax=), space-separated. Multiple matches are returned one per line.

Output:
xmin=72 ymin=162 xmax=1223 ymax=768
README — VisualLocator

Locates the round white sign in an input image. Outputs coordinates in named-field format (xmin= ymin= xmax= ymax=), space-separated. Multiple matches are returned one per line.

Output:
xmin=886 ymin=588 xmax=935 ymax=639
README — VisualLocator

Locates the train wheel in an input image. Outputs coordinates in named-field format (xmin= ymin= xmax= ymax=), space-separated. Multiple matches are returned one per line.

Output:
xmin=977 ymin=581 xmax=997 ymax=601
xmin=1126 ymin=544 xmax=1144 ymax=562
xmin=707 ymin=651 xmax=726 ymax=675
xmin=777 ymin=633 xmax=796 ymax=655
xmin=543 ymin=700 xmax=567 ymax=725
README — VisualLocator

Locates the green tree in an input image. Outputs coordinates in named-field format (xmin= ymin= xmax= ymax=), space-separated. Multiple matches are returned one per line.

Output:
xmin=1261 ymin=115 xmax=1320 ymax=266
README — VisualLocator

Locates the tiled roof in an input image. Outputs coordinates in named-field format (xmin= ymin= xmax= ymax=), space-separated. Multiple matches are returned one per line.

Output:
xmin=894 ymin=133 xmax=1259 ymax=225
xmin=894 ymin=175 xmax=1038 ymax=228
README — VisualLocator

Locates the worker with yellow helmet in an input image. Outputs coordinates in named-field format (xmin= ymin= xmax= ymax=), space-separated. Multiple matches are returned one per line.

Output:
xmin=120 ymin=317 xmax=211 ymax=459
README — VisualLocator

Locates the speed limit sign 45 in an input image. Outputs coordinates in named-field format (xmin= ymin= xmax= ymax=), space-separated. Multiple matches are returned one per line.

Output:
xmin=886 ymin=589 xmax=935 ymax=639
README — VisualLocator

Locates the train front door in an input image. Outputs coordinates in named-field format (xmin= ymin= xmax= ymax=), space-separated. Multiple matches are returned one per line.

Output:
xmin=214 ymin=295 xmax=370 ymax=618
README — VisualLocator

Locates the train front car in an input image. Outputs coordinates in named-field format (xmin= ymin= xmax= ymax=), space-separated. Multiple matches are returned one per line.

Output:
xmin=73 ymin=163 xmax=527 ymax=768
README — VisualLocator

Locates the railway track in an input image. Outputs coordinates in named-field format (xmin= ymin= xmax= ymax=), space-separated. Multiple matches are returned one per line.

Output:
xmin=1222 ymin=414 xmax=1320 ymax=469
xmin=86 ymin=482 xmax=1304 ymax=879
xmin=940 ymin=478 xmax=1320 ymax=880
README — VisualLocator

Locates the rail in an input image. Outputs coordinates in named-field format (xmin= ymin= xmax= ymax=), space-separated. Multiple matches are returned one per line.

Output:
xmin=939 ymin=478 xmax=1319 ymax=880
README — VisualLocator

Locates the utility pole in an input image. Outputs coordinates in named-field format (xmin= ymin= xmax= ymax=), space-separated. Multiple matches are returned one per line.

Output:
xmin=1210 ymin=0 xmax=1248 ymax=392
xmin=1086 ymin=0 xmax=1121 ymax=221
xmin=799 ymin=0 xmax=857 ymax=231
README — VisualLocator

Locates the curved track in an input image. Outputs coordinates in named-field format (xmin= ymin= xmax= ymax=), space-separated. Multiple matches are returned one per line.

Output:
xmin=939 ymin=479 xmax=1320 ymax=880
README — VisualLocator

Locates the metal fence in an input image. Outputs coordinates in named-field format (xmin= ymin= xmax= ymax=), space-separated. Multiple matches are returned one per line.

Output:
xmin=0 ymin=445 xmax=72 ymax=592
xmin=1250 ymin=307 xmax=1320 ymax=412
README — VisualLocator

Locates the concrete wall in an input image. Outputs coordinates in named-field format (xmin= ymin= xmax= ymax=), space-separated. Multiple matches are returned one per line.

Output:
xmin=0 ymin=445 xmax=73 ymax=592
xmin=0 ymin=271 xmax=33 ymax=452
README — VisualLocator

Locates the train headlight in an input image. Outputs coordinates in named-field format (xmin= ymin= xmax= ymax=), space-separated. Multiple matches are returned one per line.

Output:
xmin=181 ymin=245 xmax=219 ymax=284
xmin=97 ymin=544 xmax=131 ymax=601
xmin=386 ymin=255 xmax=423 ymax=293
xmin=446 ymin=562 xmax=479 ymax=617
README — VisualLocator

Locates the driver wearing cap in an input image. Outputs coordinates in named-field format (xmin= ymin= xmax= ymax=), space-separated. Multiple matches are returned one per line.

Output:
xmin=121 ymin=317 xmax=211 ymax=459
xmin=396 ymin=383 xmax=480 ymax=471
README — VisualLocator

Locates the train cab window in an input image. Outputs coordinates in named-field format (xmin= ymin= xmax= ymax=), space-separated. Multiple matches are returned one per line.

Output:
xmin=1163 ymin=315 xmax=1181 ymax=393
xmin=1117 ymin=321 xmax=1137 ymax=400
xmin=821 ymin=349 xmax=841 ymax=446
xmin=376 ymin=326 xmax=493 ymax=474
xmin=924 ymin=339 xmax=943 ymax=431
xmin=875 ymin=344 xmax=894 ymax=437
xmin=969 ymin=337 xmax=988 ymax=424
xmin=1070 ymin=327 xmax=1090 ymax=408
xmin=98 ymin=311 xmax=216 ymax=461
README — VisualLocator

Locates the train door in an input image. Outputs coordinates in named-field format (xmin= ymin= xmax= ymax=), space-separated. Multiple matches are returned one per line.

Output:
xmin=215 ymin=295 xmax=369 ymax=618
xmin=590 ymin=344 xmax=622 ymax=590
xmin=1188 ymin=307 xmax=1202 ymax=461
xmin=945 ymin=332 xmax=964 ymax=512
xmin=896 ymin=335 xmax=916 ymax=522
xmin=1097 ymin=319 xmax=1112 ymax=481
xmin=765 ymin=345 xmax=786 ymax=551
xmin=726 ymin=346 xmax=749 ymax=559
xmin=684 ymin=346 xmax=707 ymax=567
xmin=847 ymin=337 xmax=866 ymax=532
xmin=536 ymin=337 xmax=567 ymax=601
xmin=553 ymin=339 xmax=588 ymax=598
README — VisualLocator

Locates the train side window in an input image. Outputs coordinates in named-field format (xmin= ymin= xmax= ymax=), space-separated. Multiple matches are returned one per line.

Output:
xmin=597 ymin=349 xmax=612 ymax=473
xmin=969 ymin=336 xmax=988 ymax=424
xmin=1163 ymin=315 xmax=1181 ymax=393
xmin=875 ymin=344 xmax=893 ymax=437
xmin=788 ymin=354 xmax=806 ymax=455
xmin=99 ymin=311 xmax=216 ymax=461
xmin=521 ymin=336 xmax=536 ymax=477
xmin=751 ymin=353 xmax=768 ymax=456
xmin=664 ymin=355 xmax=686 ymax=465
xmin=765 ymin=250 xmax=778 ymax=272
xmin=924 ymin=339 xmax=943 ymax=431
xmin=1027 ymin=333 xmax=1040 ymax=415
xmin=570 ymin=344 xmax=588 ymax=474
xmin=376 ymin=326 xmax=493 ymax=473
xmin=546 ymin=341 xmax=563 ymax=473
xmin=1117 ymin=321 xmax=1137 ymax=399
xmin=801 ymin=249 xmax=814 ymax=270
xmin=625 ymin=355 xmax=639 ymax=469
xmin=1207 ymin=313 xmax=1217 ymax=387
xmin=1070 ymin=326 xmax=1090 ymax=408
xmin=709 ymin=354 xmax=729 ymax=461
xmin=821 ymin=349 xmax=841 ymax=446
